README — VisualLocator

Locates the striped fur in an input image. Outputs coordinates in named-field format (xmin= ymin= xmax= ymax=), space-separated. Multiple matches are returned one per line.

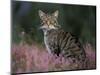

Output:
xmin=38 ymin=10 xmax=86 ymax=63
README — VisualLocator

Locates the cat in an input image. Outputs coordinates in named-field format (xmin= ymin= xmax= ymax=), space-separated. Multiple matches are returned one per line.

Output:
xmin=38 ymin=10 xmax=86 ymax=65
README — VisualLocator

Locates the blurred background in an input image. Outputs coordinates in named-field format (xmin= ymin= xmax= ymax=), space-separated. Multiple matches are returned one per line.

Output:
xmin=12 ymin=1 xmax=96 ymax=48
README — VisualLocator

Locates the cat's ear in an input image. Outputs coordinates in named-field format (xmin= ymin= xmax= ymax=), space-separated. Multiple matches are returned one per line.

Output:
xmin=38 ymin=10 xmax=45 ymax=18
xmin=52 ymin=10 xmax=59 ymax=18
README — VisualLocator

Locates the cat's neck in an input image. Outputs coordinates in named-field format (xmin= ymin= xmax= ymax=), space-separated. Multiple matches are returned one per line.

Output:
xmin=43 ymin=27 xmax=62 ymax=36
xmin=43 ymin=29 xmax=57 ymax=36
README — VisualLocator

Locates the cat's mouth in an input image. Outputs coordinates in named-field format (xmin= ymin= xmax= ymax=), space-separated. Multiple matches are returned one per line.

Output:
xmin=39 ymin=25 xmax=58 ymax=31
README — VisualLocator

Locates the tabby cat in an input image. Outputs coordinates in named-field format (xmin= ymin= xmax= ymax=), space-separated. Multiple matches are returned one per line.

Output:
xmin=38 ymin=10 xmax=86 ymax=64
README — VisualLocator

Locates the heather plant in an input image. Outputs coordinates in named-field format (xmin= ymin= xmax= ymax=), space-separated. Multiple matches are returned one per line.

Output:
xmin=11 ymin=43 xmax=96 ymax=73
xmin=83 ymin=43 xmax=96 ymax=69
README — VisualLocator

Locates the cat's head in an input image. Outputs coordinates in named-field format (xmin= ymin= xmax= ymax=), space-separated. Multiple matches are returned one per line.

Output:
xmin=38 ymin=10 xmax=61 ymax=31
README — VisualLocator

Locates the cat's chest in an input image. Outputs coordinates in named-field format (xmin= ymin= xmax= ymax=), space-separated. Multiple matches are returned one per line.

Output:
xmin=43 ymin=30 xmax=58 ymax=54
xmin=44 ymin=36 xmax=51 ymax=54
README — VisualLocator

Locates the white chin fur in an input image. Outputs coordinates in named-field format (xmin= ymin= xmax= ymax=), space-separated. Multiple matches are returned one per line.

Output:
xmin=40 ymin=25 xmax=57 ymax=30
